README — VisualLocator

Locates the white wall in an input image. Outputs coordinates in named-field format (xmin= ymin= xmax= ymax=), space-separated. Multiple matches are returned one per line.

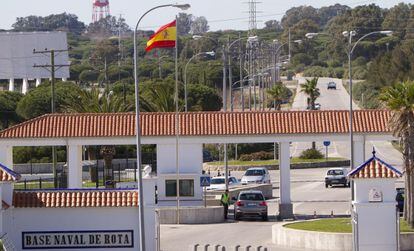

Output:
xmin=7 ymin=207 xmax=155 ymax=251
xmin=0 ymin=145 xmax=13 ymax=170
xmin=354 ymin=179 xmax=396 ymax=203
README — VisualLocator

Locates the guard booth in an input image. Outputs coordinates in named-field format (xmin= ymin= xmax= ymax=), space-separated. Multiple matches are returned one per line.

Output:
xmin=348 ymin=150 xmax=402 ymax=251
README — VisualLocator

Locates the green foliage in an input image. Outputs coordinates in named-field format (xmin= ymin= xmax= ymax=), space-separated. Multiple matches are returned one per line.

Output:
xmin=12 ymin=13 xmax=86 ymax=34
xmin=16 ymin=82 xmax=81 ymax=119
xmin=187 ymin=84 xmax=222 ymax=111
xmin=14 ymin=146 xmax=67 ymax=164
xmin=299 ymin=148 xmax=324 ymax=159
xmin=300 ymin=77 xmax=320 ymax=109
xmin=239 ymin=151 xmax=274 ymax=161
xmin=267 ymin=84 xmax=292 ymax=110
xmin=0 ymin=91 xmax=23 ymax=129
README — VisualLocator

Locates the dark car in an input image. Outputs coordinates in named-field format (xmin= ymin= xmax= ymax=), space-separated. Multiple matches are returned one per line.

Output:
xmin=234 ymin=190 xmax=268 ymax=221
xmin=396 ymin=188 xmax=404 ymax=213
xmin=203 ymin=150 xmax=213 ymax=162
xmin=327 ymin=82 xmax=337 ymax=89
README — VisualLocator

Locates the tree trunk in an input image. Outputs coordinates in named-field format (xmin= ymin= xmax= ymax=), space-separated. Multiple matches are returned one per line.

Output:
xmin=100 ymin=145 xmax=116 ymax=188
xmin=87 ymin=146 xmax=98 ymax=183
xmin=407 ymin=115 xmax=414 ymax=227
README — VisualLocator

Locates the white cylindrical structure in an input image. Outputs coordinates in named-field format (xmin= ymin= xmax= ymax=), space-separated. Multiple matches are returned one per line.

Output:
xmin=36 ymin=78 xmax=41 ymax=87
xmin=68 ymin=145 xmax=83 ymax=188
xmin=8 ymin=79 xmax=14 ymax=92
xmin=22 ymin=78 xmax=28 ymax=94
xmin=278 ymin=141 xmax=293 ymax=218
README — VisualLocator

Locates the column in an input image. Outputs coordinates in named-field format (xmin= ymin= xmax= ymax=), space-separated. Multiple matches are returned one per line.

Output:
xmin=36 ymin=78 xmax=41 ymax=87
xmin=0 ymin=145 xmax=13 ymax=170
xmin=278 ymin=141 xmax=293 ymax=219
xmin=353 ymin=139 xmax=365 ymax=168
xmin=22 ymin=78 xmax=28 ymax=94
xmin=62 ymin=78 xmax=67 ymax=82
xmin=68 ymin=145 xmax=83 ymax=188
xmin=8 ymin=79 xmax=14 ymax=92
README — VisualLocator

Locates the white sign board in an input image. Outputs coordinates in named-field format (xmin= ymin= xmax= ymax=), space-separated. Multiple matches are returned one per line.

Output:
xmin=0 ymin=32 xmax=70 ymax=79
xmin=368 ymin=188 xmax=383 ymax=202
xmin=22 ymin=230 xmax=133 ymax=249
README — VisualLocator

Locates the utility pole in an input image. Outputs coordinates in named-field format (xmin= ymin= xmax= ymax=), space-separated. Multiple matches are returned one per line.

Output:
xmin=118 ymin=14 xmax=126 ymax=104
xmin=33 ymin=48 xmax=70 ymax=188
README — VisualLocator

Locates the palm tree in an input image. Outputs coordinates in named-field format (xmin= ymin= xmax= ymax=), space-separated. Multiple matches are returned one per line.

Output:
xmin=380 ymin=81 xmax=414 ymax=227
xmin=301 ymin=77 xmax=320 ymax=149
xmin=267 ymin=83 xmax=289 ymax=111
xmin=65 ymin=88 xmax=133 ymax=188
xmin=301 ymin=77 xmax=320 ymax=110
xmin=140 ymin=83 xmax=178 ymax=112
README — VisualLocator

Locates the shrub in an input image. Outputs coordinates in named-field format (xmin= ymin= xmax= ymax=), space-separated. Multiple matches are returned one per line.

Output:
xmin=299 ymin=148 xmax=324 ymax=159
xmin=239 ymin=151 xmax=274 ymax=161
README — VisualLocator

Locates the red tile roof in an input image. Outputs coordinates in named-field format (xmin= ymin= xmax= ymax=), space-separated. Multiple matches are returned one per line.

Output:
xmin=0 ymin=162 xmax=21 ymax=182
xmin=349 ymin=155 xmax=402 ymax=179
xmin=0 ymin=110 xmax=392 ymax=139
xmin=13 ymin=190 xmax=139 ymax=208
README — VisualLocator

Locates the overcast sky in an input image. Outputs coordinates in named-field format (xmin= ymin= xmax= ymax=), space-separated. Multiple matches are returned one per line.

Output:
xmin=1 ymin=0 xmax=411 ymax=31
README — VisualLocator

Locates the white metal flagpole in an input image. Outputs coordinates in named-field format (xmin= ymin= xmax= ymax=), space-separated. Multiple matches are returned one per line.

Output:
xmin=174 ymin=15 xmax=181 ymax=224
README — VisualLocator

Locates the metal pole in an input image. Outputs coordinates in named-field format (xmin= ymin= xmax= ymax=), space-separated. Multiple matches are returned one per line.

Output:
xmin=228 ymin=38 xmax=233 ymax=111
xmin=175 ymin=15 xmax=181 ymax=224
xmin=222 ymin=45 xmax=227 ymax=111
xmin=133 ymin=5 xmax=180 ymax=249
xmin=348 ymin=33 xmax=355 ymax=201
xmin=239 ymin=34 xmax=244 ymax=111
xmin=50 ymin=50 xmax=58 ymax=188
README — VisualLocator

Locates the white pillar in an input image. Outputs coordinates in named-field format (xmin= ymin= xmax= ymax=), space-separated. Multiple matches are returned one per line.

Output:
xmin=68 ymin=145 xmax=83 ymax=188
xmin=62 ymin=78 xmax=67 ymax=82
xmin=8 ymin=79 xmax=14 ymax=92
xmin=22 ymin=78 xmax=28 ymax=94
xmin=353 ymin=139 xmax=365 ymax=168
xmin=0 ymin=145 xmax=13 ymax=169
xmin=36 ymin=78 xmax=41 ymax=87
xmin=278 ymin=141 xmax=293 ymax=219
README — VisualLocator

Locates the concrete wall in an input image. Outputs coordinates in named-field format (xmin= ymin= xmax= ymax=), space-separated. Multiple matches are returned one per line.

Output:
xmin=6 ymin=207 xmax=156 ymax=251
xmin=157 ymin=206 xmax=224 ymax=224
xmin=272 ymin=222 xmax=414 ymax=251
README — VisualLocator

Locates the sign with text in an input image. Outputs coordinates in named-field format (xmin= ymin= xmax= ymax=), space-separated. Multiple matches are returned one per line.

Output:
xmin=22 ymin=230 xmax=134 ymax=249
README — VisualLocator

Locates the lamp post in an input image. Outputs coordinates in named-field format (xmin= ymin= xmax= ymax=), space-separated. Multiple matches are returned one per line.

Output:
xmin=133 ymin=4 xmax=190 ymax=251
xmin=184 ymin=51 xmax=215 ymax=112
xmin=305 ymin=30 xmax=392 ymax=195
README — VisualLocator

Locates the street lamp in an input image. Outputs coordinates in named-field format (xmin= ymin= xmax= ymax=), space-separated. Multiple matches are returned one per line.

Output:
xmin=184 ymin=51 xmax=215 ymax=111
xmin=133 ymin=3 xmax=190 ymax=250
xmin=305 ymin=30 xmax=393 ymax=197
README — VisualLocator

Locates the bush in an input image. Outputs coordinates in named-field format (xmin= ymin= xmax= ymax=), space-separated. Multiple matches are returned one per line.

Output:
xmin=299 ymin=148 xmax=324 ymax=159
xmin=239 ymin=151 xmax=274 ymax=161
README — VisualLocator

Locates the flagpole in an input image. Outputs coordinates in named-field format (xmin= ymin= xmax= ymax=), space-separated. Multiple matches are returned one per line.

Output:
xmin=174 ymin=15 xmax=181 ymax=225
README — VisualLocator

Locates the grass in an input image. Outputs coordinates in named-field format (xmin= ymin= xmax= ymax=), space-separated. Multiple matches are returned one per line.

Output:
xmin=284 ymin=218 xmax=414 ymax=233
xmin=14 ymin=179 xmax=137 ymax=190
xmin=208 ymin=157 xmax=345 ymax=166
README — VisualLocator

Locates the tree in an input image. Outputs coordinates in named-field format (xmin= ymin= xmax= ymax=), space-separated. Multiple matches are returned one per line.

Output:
xmin=191 ymin=16 xmax=209 ymax=35
xmin=382 ymin=3 xmax=411 ymax=39
xmin=140 ymin=81 xmax=177 ymax=112
xmin=301 ymin=77 xmax=320 ymax=149
xmin=16 ymin=82 xmax=81 ymax=120
xmin=65 ymin=88 xmax=133 ymax=187
xmin=281 ymin=6 xmax=319 ymax=29
xmin=12 ymin=13 xmax=86 ymax=34
xmin=266 ymin=84 xmax=291 ymax=110
xmin=0 ymin=91 xmax=23 ymax=130
xmin=300 ymin=77 xmax=320 ymax=110
xmin=379 ymin=81 xmax=414 ymax=227
xmin=177 ymin=13 xmax=193 ymax=35
xmin=187 ymin=84 xmax=222 ymax=111
xmin=264 ymin=20 xmax=283 ymax=32
xmin=317 ymin=4 xmax=350 ymax=27
xmin=87 ymin=15 xmax=130 ymax=38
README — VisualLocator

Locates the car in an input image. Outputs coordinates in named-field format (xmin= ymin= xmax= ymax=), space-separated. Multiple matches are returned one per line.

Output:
xmin=241 ymin=167 xmax=271 ymax=185
xmin=206 ymin=176 xmax=240 ymax=191
xmin=327 ymin=82 xmax=337 ymax=90
xmin=396 ymin=188 xmax=404 ymax=214
xmin=234 ymin=190 xmax=268 ymax=221
xmin=306 ymin=103 xmax=321 ymax=110
xmin=325 ymin=168 xmax=350 ymax=188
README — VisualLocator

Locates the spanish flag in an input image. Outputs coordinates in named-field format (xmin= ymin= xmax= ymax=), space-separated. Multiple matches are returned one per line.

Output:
xmin=146 ymin=20 xmax=177 ymax=52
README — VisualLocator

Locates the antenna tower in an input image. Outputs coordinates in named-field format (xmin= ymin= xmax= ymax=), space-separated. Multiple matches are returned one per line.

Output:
xmin=247 ymin=0 xmax=259 ymax=36
xmin=92 ymin=0 xmax=110 ymax=23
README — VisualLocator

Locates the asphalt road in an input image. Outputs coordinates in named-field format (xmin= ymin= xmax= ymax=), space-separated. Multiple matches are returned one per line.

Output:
xmin=290 ymin=77 xmax=403 ymax=170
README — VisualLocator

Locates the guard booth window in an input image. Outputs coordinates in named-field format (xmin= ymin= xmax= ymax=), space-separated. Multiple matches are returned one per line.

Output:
xmin=165 ymin=179 xmax=194 ymax=197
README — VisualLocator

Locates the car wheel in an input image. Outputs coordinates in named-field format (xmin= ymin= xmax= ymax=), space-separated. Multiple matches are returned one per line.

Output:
xmin=235 ymin=213 xmax=240 ymax=220
xmin=262 ymin=214 xmax=268 ymax=221
xmin=325 ymin=183 xmax=328 ymax=188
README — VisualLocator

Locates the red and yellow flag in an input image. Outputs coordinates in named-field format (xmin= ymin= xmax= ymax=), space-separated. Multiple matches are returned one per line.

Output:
xmin=146 ymin=20 xmax=176 ymax=52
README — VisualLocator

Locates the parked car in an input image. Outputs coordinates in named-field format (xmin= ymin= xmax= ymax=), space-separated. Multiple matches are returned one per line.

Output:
xmin=203 ymin=150 xmax=214 ymax=162
xmin=234 ymin=190 xmax=268 ymax=221
xmin=206 ymin=176 xmax=240 ymax=191
xmin=327 ymin=82 xmax=337 ymax=90
xmin=396 ymin=188 xmax=404 ymax=214
xmin=241 ymin=167 xmax=271 ymax=185
xmin=325 ymin=168 xmax=350 ymax=188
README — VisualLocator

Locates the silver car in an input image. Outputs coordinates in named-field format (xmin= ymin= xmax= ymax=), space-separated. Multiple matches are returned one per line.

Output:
xmin=234 ymin=190 xmax=268 ymax=221
xmin=241 ymin=167 xmax=271 ymax=185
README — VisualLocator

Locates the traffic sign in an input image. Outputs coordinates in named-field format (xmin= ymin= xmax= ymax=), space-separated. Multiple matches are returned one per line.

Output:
xmin=200 ymin=176 xmax=211 ymax=187
xmin=323 ymin=141 xmax=331 ymax=147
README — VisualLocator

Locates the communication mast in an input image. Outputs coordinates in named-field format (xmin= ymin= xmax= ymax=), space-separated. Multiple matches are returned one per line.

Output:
xmin=247 ymin=0 xmax=260 ymax=36
xmin=92 ymin=0 xmax=110 ymax=23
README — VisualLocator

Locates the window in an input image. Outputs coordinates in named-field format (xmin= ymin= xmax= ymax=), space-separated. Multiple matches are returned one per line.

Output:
xmin=239 ymin=193 xmax=264 ymax=201
xmin=165 ymin=179 xmax=194 ymax=197
xmin=327 ymin=170 xmax=343 ymax=175
xmin=245 ymin=169 xmax=265 ymax=176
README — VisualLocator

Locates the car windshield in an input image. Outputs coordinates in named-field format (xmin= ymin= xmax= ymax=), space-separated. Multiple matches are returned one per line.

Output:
xmin=239 ymin=193 xmax=264 ymax=201
xmin=327 ymin=170 xmax=343 ymax=175
xmin=245 ymin=169 xmax=265 ymax=176
xmin=210 ymin=178 xmax=225 ymax=184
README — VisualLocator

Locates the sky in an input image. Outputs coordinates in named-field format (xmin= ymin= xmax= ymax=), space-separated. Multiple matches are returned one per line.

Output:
xmin=1 ymin=0 xmax=412 ymax=31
